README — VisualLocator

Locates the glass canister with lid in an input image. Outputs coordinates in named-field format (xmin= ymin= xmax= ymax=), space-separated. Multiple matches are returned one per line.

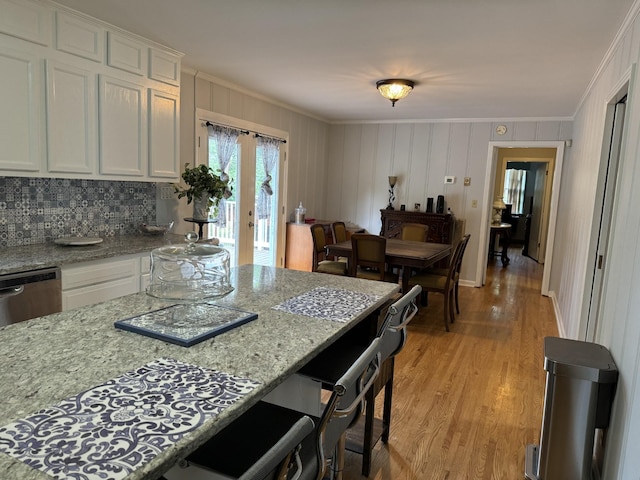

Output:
xmin=146 ymin=232 xmax=233 ymax=301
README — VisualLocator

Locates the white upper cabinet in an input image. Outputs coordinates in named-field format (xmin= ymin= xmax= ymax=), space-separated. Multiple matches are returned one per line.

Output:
xmin=0 ymin=43 xmax=43 ymax=172
xmin=149 ymin=89 xmax=179 ymax=178
xmin=99 ymin=75 xmax=146 ymax=176
xmin=107 ymin=31 xmax=146 ymax=76
xmin=149 ymin=48 xmax=180 ymax=86
xmin=0 ymin=0 xmax=182 ymax=181
xmin=46 ymin=60 xmax=96 ymax=174
xmin=0 ymin=0 xmax=52 ymax=46
xmin=55 ymin=11 xmax=104 ymax=62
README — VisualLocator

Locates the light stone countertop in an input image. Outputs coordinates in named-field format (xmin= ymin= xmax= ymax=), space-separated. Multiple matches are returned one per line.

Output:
xmin=0 ymin=235 xmax=181 ymax=276
xmin=0 ymin=264 xmax=399 ymax=480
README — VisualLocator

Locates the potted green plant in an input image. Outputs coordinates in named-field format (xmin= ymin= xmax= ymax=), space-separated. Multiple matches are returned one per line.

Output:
xmin=174 ymin=163 xmax=231 ymax=220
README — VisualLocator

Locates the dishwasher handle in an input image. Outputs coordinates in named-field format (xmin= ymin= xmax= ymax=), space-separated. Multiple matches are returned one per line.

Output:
xmin=0 ymin=285 xmax=24 ymax=299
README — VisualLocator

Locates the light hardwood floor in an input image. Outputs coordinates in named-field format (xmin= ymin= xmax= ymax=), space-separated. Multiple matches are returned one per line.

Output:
xmin=342 ymin=248 xmax=558 ymax=480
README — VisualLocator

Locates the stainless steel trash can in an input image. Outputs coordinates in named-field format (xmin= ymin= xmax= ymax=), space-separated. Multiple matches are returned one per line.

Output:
xmin=525 ymin=337 xmax=618 ymax=480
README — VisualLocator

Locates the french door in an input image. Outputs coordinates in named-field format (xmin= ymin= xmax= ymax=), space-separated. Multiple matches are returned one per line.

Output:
xmin=196 ymin=111 xmax=287 ymax=268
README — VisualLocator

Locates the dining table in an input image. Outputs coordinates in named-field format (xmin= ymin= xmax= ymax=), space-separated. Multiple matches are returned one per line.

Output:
xmin=325 ymin=238 xmax=452 ymax=292
xmin=0 ymin=265 xmax=398 ymax=480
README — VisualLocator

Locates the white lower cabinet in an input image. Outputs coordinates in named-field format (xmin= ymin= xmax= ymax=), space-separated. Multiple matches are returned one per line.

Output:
xmin=61 ymin=252 xmax=151 ymax=311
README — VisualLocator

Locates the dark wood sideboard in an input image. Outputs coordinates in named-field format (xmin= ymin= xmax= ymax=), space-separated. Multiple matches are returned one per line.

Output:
xmin=379 ymin=209 xmax=454 ymax=245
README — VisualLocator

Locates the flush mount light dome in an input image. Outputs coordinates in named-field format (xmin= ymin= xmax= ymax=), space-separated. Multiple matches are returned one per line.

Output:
xmin=376 ymin=79 xmax=415 ymax=107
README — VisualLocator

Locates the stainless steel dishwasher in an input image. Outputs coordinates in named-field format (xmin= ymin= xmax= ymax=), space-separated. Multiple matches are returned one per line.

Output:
xmin=0 ymin=267 xmax=62 ymax=327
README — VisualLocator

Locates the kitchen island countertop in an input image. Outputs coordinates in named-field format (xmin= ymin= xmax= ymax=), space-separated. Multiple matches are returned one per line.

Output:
xmin=0 ymin=264 xmax=398 ymax=480
xmin=1 ymin=235 xmax=179 ymax=275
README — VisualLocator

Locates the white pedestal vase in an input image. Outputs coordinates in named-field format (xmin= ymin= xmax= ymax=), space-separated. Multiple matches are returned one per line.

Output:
xmin=192 ymin=195 xmax=210 ymax=221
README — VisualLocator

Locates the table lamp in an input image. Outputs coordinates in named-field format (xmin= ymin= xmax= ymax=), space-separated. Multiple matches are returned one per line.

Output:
xmin=492 ymin=197 xmax=507 ymax=224
xmin=387 ymin=176 xmax=398 ymax=210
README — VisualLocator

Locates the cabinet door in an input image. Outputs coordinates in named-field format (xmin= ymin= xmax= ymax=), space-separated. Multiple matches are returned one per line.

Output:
xmin=0 ymin=45 xmax=43 ymax=172
xmin=55 ymin=11 xmax=104 ymax=62
xmin=62 ymin=276 xmax=139 ymax=311
xmin=107 ymin=31 xmax=146 ymax=76
xmin=46 ymin=60 xmax=96 ymax=174
xmin=148 ymin=89 xmax=179 ymax=179
xmin=99 ymin=75 xmax=146 ymax=176
xmin=149 ymin=48 xmax=180 ymax=86
xmin=0 ymin=0 xmax=52 ymax=46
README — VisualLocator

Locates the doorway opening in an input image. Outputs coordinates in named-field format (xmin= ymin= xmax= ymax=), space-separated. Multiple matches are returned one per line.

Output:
xmin=476 ymin=141 xmax=566 ymax=295
xmin=582 ymin=72 xmax=630 ymax=342
xmin=494 ymin=148 xmax=556 ymax=263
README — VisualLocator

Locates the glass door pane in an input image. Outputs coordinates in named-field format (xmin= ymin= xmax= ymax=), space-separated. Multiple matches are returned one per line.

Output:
xmin=207 ymin=138 xmax=239 ymax=267
xmin=253 ymin=141 xmax=280 ymax=266
xmin=197 ymin=115 xmax=287 ymax=268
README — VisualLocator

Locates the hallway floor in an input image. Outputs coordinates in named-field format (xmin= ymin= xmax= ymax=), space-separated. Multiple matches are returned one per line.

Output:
xmin=342 ymin=248 xmax=558 ymax=479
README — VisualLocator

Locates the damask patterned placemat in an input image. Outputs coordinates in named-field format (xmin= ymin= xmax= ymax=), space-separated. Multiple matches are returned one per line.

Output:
xmin=272 ymin=287 xmax=382 ymax=322
xmin=0 ymin=357 xmax=260 ymax=480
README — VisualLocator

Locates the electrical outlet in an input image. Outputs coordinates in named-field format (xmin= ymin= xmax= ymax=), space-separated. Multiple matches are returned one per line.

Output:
xmin=160 ymin=185 xmax=174 ymax=200
xmin=471 ymin=199 xmax=478 ymax=208
xmin=464 ymin=177 xmax=471 ymax=186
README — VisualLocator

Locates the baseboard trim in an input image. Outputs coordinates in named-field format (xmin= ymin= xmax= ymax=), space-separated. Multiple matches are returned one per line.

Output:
xmin=548 ymin=290 xmax=566 ymax=338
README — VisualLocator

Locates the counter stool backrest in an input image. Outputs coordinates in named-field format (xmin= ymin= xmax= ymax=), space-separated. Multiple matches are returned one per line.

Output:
xmin=377 ymin=285 xmax=421 ymax=361
xmin=316 ymin=337 xmax=382 ymax=477
xmin=238 ymin=415 xmax=315 ymax=480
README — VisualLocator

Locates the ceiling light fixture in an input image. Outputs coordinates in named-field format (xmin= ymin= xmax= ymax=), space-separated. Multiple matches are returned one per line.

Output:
xmin=376 ymin=79 xmax=415 ymax=107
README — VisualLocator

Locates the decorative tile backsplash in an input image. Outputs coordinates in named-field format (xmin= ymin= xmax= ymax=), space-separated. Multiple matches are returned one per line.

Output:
xmin=0 ymin=177 xmax=157 ymax=248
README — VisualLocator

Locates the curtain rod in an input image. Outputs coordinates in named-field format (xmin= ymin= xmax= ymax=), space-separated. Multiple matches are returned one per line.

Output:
xmin=203 ymin=121 xmax=286 ymax=143
xmin=254 ymin=132 xmax=287 ymax=144
xmin=204 ymin=121 xmax=249 ymax=136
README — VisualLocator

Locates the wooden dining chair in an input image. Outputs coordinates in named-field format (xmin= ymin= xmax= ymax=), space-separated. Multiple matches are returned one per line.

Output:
xmin=351 ymin=233 xmax=398 ymax=283
xmin=425 ymin=234 xmax=471 ymax=315
xmin=401 ymin=223 xmax=429 ymax=242
xmin=179 ymin=338 xmax=383 ymax=480
xmin=408 ymin=236 xmax=466 ymax=331
xmin=310 ymin=223 xmax=347 ymax=276
xmin=330 ymin=221 xmax=350 ymax=264
xmin=451 ymin=234 xmax=471 ymax=314
xmin=331 ymin=221 xmax=348 ymax=244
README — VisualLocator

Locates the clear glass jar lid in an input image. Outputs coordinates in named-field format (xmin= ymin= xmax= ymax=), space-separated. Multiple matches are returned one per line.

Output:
xmin=146 ymin=232 xmax=233 ymax=301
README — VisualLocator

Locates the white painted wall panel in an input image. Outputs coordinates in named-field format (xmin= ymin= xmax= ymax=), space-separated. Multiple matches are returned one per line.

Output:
xmin=551 ymin=4 xmax=640 ymax=478
xmin=355 ymin=125 xmax=378 ymax=230
xmin=326 ymin=119 xmax=568 ymax=287
xmin=512 ymin=121 xmax=538 ymax=140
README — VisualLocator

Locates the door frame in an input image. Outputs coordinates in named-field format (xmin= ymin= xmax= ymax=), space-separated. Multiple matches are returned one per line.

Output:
xmin=476 ymin=140 xmax=565 ymax=295
xmin=195 ymin=108 xmax=289 ymax=267
xmin=580 ymin=65 xmax=632 ymax=342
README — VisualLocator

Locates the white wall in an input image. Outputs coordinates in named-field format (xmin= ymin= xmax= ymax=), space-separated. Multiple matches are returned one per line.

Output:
xmin=553 ymin=2 xmax=640 ymax=477
xmin=326 ymin=121 xmax=572 ymax=285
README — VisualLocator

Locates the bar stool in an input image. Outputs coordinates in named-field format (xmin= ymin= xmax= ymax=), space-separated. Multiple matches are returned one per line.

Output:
xmin=298 ymin=285 xmax=421 ymax=476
